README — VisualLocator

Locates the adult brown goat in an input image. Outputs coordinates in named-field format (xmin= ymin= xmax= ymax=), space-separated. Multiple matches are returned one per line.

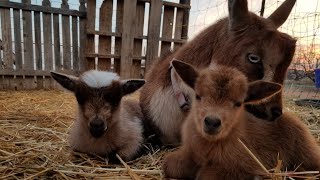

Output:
xmin=140 ymin=0 xmax=297 ymax=146
xmin=162 ymin=60 xmax=320 ymax=179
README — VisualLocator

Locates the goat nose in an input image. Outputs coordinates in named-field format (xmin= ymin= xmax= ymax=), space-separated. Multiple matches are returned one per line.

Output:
xmin=90 ymin=119 xmax=104 ymax=128
xmin=204 ymin=117 xmax=221 ymax=130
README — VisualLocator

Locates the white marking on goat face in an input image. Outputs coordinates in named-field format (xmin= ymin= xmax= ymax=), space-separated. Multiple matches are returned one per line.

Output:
xmin=80 ymin=70 xmax=120 ymax=88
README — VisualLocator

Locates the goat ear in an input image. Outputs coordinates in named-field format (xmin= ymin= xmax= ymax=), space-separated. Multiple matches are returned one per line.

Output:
xmin=267 ymin=0 xmax=296 ymax=28
xmin=51 ymin=72 xmax=79 ymax=92
xmin=171 ymin=59 xmax=199 ymax=89
xmin=228 ymin=0 xmax=250 ymax=30
xmin=245 ymin=81 xmax=282 ymax=104
xmin=121 ymin=79 xmax=145 ymax=96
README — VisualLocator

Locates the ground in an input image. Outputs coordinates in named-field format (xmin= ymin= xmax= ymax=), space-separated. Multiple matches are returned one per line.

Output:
xmin=0 ymin=87 xmax=319 ymax=179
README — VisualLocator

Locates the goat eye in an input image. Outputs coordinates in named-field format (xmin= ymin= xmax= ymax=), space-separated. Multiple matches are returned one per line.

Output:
xmin=196 ymin=95 xmax=201 ymax=101
xmin=247 ymin=53 xmax=261 ymax=64
xmin=234 ymin=101 xmax=242 ymax=107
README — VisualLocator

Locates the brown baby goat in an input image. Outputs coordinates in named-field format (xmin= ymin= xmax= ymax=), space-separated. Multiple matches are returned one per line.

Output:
xmin=51 ymin=70 xmax=145 ymax=161
xmin=163 ymin=60 xmax=320 ymax=179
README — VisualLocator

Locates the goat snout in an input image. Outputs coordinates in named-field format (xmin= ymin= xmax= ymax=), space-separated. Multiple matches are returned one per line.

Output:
xmin=204 ymin=117 xmax=221 ymax=134
xmin=89 ymin=118 xmax=107 ymax=138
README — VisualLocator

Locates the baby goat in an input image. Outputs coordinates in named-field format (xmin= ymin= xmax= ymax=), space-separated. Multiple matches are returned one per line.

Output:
xmin=163 ymin=60 xmax=320 ymax=179
xmin=51 ymin=70 xmax=145 ymax=161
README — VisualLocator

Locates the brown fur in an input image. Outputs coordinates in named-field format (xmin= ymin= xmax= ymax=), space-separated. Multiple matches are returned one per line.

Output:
xmin=162 ymin=62 xmax=320 ymax=179
xmin=51 ymin=71 xmax=145 ymax=161
xmin=70 ymin=98 xmax=144 ymax=161
xmin=140 ymin=0 xmax=297 ymax=146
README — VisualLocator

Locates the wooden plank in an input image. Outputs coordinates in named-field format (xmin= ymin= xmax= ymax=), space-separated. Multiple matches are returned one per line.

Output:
xmin=79 ymin=0 xmax=86 ymax=71
xmin=120 ymin=0 xmax=137 ymax=78
xmin=161 ymin=6 xmax=174 ymax=55
xmin=53 ymin=14 xmax=61 ymax=70
xmin=62 ymin=15 xmax=71 ymax=69
xmin=34 ymin=11 xmax=42 ymax=70
xmin=42 ymin=7 xmax=53 ymax=72
xmin=0 ymin=1 xmax=86 ymax=17
xmin=42 ymin=0 xmax=54 ymax=88
xmin=174 ymin=8 xmax=184 ymax=50
xmin=79 ymin=17 xmax=86 ymax=71
xmin=138 ymin=0 xmax=190 ymax=9
xmin=61 ymin=1 xmax=71 ymax=70
xmin=0 ymin=69 xmax=80 ymax=76
xmin=72 ymin=16 xmax=79 ymax=70
xmin=114 ymin=0 xmax=124 ymax=74
xmin=1 ymin=7 xmax=13 ymax=69
xmin=22 ymin=0 xmax=34 ymax=70
xmin=15 ymin=76 xmax=24 ymax=90
xmin=132 ymin=2 xmax=145 ymax=78
xmin=97 ymin=0 xmax=113 ymax=71
xmin=85 ymin=0 xmax=96 ymax=70
xmin=36 ymin=76 xmax=44 ymax=89
xmin=24 ymin=76 xmax=36 ymax=90
xmin=180 ymin=0 xmax=190 ymax=40
xmin=13 ymin=9 xmax=22 ymax=70
xmin=145 ymin=0 xmax=162 ymax=70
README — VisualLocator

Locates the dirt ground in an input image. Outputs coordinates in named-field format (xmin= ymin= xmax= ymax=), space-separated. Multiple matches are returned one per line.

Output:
xmin=0 ymin=89 xmax=319 ymax=179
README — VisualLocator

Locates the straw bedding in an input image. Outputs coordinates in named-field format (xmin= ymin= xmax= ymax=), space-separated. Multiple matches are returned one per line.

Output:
xmin=0 ymin=90 xmax=319 ymax=179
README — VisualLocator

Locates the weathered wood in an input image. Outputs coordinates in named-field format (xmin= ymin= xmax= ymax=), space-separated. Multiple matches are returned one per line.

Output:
xmin=132 ymin=2 xmax=145 ymax=78
xmin=114 ymin=0 xmax=124 ymax=74
xmin=180 ymin=0 xmax=190 ymax=40
xmin=24 ymin=76 xmax=36 ymax=90
xmin=13 ymin=9 xmax=22 ymax=70
xmin=161 ymin=6 xmax=174 ymax=55
xmin=86 ymin=0 xmax=96 ymax=70
xmin=1 ymin=7 xmax=13 ymax=69
xmin=15 ymin=76 xmax=24 ymax=90
xmin=98 ymin=0 xmax=113 ymax=71
xmin=41 ymin=0 xmax=52 ymax=89
xmin=61 ymin=0 xmax=71 ymax=69
xmin=34 ymin=11 xmax=42 ymax=70
xmin=174 ymin=8 xmax=184 ymax=50
xmin=72 ymin=16 xmax=79 ymax=70
xmin=36 ymin=76 xmax=44 ymax=89
xmin=53 ymin=14 xmax=61 ymax=70
xmin=22 ymin=0 xmax=34 ymax=70
xmin=79 ymin=1 xmax=86 ymax=71
xmin=79 ymin=17 xmax=86 ymax=71
xmin=42 ymin=4 xmax=53 ymax=71
xmin=120 ymin=0 xmax=137 ymax=78
xmin=0 ymin=1 xmax=86 ymax=17
xmin=145 ymin=0 xmax=162 ymax=70
xmin=138 ymin=0 xmax=190 ymax=9
xmin=0 ymin=69 xmax=80 ymax=76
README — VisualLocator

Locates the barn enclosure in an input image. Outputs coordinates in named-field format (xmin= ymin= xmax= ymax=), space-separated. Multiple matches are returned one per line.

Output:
xmin=0 ymin=0 xmax=190 ymax=90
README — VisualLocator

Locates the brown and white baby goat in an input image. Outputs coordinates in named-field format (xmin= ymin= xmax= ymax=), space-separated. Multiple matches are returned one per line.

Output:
xmin=51 ymin=70 xmax=145 ymax=161
xmin=163 ymin=60 xmax=320 ymax=179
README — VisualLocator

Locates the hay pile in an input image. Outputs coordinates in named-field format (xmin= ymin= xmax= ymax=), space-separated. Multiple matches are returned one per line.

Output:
xmin=0 ymin=90 xmax=319 ymax=179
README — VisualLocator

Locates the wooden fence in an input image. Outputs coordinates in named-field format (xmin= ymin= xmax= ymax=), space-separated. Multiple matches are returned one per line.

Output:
xmin=0 ymin=0 xmax=190 ymax=90
xmin=85 ymin=0 xmax=190 ymax=79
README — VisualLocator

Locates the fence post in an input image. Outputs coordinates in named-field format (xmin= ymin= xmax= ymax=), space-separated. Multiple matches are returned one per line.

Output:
xmin=120 ymin=0 xmax=137 ymax=78
xmin=180 ymin=0 xmax=190 ymax=40
xmin=145 ymin=0 xmax=162 ymax=72
xmin=86 ymin=0 xmax=96 ymax=70
xmin=79 ymin=0 xmax=86 ymax=71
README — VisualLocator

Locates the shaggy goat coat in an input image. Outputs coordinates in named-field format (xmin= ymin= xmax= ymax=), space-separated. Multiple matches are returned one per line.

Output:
xmin=51 ymin=70 xmax=145 ymax=161
xmin=140 ymin=0 xmax=297 ymax=146
xmin=163 ymin=61 xmax=320 ymax=179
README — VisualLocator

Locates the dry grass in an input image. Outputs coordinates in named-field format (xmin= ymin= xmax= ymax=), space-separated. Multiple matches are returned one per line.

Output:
xmin=0 ymin=90 xmax=319 ymax=179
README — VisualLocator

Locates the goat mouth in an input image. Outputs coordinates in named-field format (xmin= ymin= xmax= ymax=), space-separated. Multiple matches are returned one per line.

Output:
xmin=204 ymin=126 xmax=221 ymax=135
xmin=90 ymin=127 xmax=106 ymax=138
